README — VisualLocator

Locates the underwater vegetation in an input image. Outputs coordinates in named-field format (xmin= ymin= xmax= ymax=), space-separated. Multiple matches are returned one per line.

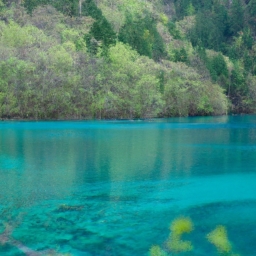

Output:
xmin=167 ymin=217 xmax=194 ymax=253
xmin=206 ymin=225 xmax=240 ymax=256
xmin=150 ymin=217 xmax=241 ymax=256
xmin=0 ymin=213 xmax=241 ymax=255
xmin=150 ymin=245 xmax=168 ymax=256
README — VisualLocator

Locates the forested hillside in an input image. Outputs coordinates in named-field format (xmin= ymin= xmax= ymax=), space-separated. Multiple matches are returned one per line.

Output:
xmin=0 ymin=0 xmax=255 ymax=119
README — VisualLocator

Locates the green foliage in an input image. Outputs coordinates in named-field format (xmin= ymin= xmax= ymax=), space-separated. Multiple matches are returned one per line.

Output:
xmin=186 ymin=0 xmax=255 ymax=97
xmin=167 ymin=21 xmax=182 ymax=40
xmin=60 ymin=27 xmax=86 ymax=51
xmin=83 ymin=0 xmax=116 ymax=54
xmin=174 ymin=0 xmax=192 ymax=19
xmin=190 ymin=6 xmax=229 ymax=52
xmin=89 ymin=16 xmax=116 ymax=47
xmin=186 ymin=1 xmax=195 ymax=16
xmin=207 ymin=53 xmax=229 ymax=82
xmin=158 ymin=70 xmax=165 ymax=94
xmin=23 ymin=0 xmax=40 ymax=13
xmin=0 ymin=57 xmax=34 ymax=118
xmin=53 ymin=0 xmax=77 ymax=16
xmin=103 ymin=42 xmax=164 ymax=118
xmin=230 ymin=63 xmax=246 ymax=94
xmin=243 ymin=50 xmax=256 ymax=75
xmin=173 ymin=47 xmax=188 ymax=62
xmin=119 ymin=12 xmax=166 ymax=61
xmin=162 ymin=62 xmax=228 ymax=117
xmin=1 ymin=0 xmax=255 ymax=119
xmin=229 ymin=0 xmax=244 ymax=35
xmin=242 ymin=28 xmax=253 ymax=50
xmin=24 ymin=0 xmax=77 ymax=16
xmin=245 ymin=75 xmax=256 ymax=112
xmin=159 ymin=13 xmax=168 ymax=25
xmin=82 ymin=0 xmax=102 ymax=19
xmin=247 ymin=0 xmax=256 ymax=30
xmin=0 ymin=21 xmax=39 ymax=47
xmin=48 ymin=45 xmax=73 ymax=72
xmin=248 ymin=0 xmax=256 ymax=16
xmin=0 ymin=0 xmax=4 ymax=10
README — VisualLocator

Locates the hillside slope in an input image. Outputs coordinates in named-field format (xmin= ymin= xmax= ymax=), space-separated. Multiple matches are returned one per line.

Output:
xmin=0 ymin=0 xmax=255 ymax=119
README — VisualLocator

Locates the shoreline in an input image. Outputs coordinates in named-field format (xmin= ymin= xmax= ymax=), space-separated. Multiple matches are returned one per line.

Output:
xmin=0 ymin=113 xmax=253 ymax=122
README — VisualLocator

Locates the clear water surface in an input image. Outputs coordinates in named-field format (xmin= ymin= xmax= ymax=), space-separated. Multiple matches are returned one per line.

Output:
xmin=0 ymin=115 xmax=256 ymax=255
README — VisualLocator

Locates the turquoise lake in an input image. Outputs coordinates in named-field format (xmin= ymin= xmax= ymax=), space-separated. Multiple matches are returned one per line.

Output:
xmin=0 ymin=115 xmax=256 ymax=255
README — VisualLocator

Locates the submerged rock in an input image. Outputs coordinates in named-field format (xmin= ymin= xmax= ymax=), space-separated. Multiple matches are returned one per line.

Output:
xmin=56 ymin=205 xmax=84 ymax=212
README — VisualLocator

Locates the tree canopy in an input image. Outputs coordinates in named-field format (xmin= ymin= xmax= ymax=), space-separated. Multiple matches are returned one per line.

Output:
xmin=0 ymin=0 xmax=255 ymax=119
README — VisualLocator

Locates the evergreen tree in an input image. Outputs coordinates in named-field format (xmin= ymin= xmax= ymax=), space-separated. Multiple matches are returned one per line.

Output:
xmin=52 ymin=0 xmax=77 ymax=16
xmin=243 ymin=51 xmax=256 ymax=74
xmin=0 ymin=0 xmax=4 ymax=11
xmin=119 ymin=12 xmax=166 ymax=61
xmin=186 ymin=1 xmax=195 ymax=15
xmin=23 ymin=0 xmax=77 ymax=15
xmin=90 ymin=17 xmax=116 ymax=48
xmin=242 ymin=28 xmax=253 ymax=49
xmin=23 ymin=0 xmax=42 ymax=13
xmin=230 ymin=63 xmax=246 ymax=96
xmin=83 ymin=0 xmax=116 ymax=53
xmin=173 ymin=48 xmax=188 ymax=62
xmin=174 ymin=0 xmax=191 ymax=18
xmin=190 ymin=5 xmax=229 ymax=51
xmin=207 ymin=53 xmax=229 ymax=81
xmin=247 ymin=0 xmax=256 ymax=19
xmin=119 ymin=13 xmax=153 ymax=58
xmin=229 ymin=0 xmax=244 ymax=35
xmin=190 ymin=11 xmax=214 ymax=48
xmin=82 ymin=0 xmax=102 ymax=19
xmin=167 ymin=21 xmax=182 ymax=39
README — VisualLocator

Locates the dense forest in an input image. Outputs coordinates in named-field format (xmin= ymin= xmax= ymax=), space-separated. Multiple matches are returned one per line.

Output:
xmin=0 ymin=0 xmax=255 ymax=119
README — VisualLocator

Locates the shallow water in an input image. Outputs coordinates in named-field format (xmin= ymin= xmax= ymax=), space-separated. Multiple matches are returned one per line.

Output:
xmin=0 ymin=115 xmax=256 ymax=255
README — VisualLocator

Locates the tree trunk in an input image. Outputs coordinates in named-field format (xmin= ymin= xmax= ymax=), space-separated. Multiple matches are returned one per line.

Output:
xmin=79 ymin=0 xmax=83 ymax=16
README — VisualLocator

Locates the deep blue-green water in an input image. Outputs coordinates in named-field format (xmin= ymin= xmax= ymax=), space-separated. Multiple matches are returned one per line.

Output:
xmin=0 ymin=115 xmax=256 ymax=255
